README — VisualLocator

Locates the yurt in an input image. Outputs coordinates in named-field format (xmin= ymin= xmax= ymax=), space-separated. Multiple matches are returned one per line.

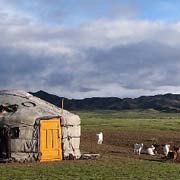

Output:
xmin=0 ymin=90 xmax=81 ymax=162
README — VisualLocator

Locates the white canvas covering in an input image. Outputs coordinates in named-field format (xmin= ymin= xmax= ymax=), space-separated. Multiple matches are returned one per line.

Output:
xmin=0 ymin=90 xmax=81 ymax=162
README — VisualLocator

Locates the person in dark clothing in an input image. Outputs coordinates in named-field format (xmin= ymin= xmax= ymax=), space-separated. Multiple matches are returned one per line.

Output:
xmin=4 ymin=128 xmax=11 ymax=159
xmin=0 ymin=128 xmax=11 ymax=159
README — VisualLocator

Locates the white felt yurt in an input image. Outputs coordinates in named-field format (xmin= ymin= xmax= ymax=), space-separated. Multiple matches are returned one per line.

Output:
xmin=0 ymin=90 xmax=81 ymax=162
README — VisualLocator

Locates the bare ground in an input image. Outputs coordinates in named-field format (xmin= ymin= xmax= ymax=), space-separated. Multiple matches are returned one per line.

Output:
xmin=80 ymin=130 xmax=180 ymax=162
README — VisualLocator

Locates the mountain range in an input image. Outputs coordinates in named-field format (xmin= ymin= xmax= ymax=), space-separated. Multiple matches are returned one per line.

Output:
xmin=30 ymin=90 xmax=180 ymax=113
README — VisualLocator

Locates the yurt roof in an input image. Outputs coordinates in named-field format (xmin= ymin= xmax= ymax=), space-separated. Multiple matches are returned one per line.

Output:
xmin=0 ymin=90 xmax=80 ymax=127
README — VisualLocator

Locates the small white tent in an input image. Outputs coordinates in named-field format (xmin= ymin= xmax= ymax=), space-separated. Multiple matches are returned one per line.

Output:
xmin=0 ymin=90 xmax=81 ymax=162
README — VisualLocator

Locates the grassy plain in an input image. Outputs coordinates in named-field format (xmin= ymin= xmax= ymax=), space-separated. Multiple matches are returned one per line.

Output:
xmin=1 ymin=110 xmax=180 ymax=180
xmin=78 ymin=110 xmax=180 ymax=132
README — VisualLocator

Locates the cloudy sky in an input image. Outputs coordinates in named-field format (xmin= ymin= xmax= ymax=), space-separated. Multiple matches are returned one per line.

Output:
xmin=1 ymin=0 xmax=180 ymax=99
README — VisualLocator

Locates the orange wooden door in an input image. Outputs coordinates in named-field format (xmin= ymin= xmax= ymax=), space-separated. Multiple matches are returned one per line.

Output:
xmin=40 ymin=118 xmax=62 ymax=161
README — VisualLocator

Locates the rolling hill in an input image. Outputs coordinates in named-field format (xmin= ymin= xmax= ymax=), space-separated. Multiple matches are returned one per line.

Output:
xmin=30 ymin=90 xmax=180 ymax=112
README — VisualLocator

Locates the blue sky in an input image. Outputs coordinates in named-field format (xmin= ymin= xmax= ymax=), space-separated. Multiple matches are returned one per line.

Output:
xmin=1 ymin=0 xmax=180 ymax=98
xmin=2 ymin=0 xmax=180 ymax=25
xmin=6 ymin=0 xmax=180 ymax=24
xmin=137 ymin=0 xmax=180 ymax=21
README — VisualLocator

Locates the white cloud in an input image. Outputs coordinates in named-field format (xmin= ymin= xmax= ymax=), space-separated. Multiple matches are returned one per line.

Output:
xmin=1 ymin=4 xmax=180 ymax=98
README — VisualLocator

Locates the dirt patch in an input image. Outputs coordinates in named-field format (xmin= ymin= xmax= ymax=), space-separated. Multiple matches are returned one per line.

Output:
xmin=80 ymin=130 xmax=180 ymax=162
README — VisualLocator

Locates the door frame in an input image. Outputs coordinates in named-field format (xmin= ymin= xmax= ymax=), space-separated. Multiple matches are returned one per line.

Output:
xmin=38 ymin=117 xmax=62 ymax=161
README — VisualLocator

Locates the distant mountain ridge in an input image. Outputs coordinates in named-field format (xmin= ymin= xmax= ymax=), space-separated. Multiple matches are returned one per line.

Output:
xmin=30 ymin=90 xmax=180 ymax=112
